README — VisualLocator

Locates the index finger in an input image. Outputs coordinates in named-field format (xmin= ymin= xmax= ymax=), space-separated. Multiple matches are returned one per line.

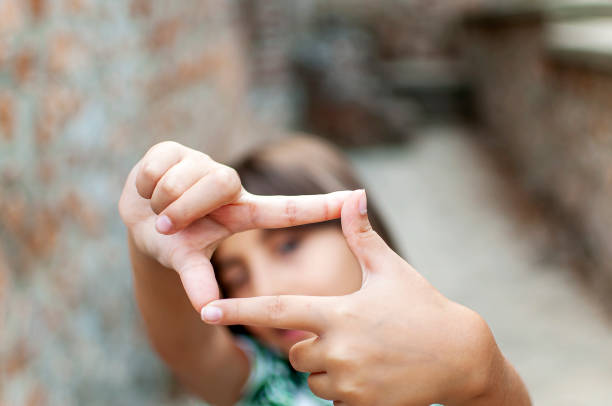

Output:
xmin=213 ymin=190 xmax=354 ymax=233
xmin=201 ymin=295 xmax=334 ymax=335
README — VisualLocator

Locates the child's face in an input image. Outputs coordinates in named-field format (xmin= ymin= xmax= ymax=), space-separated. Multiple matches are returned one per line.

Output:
xmin=215 ymin=225 xmax=362 ymax=354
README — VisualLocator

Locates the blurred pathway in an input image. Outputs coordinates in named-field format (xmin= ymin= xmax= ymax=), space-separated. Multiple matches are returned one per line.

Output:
xmin=349 ymin=126 xmax=612 ymax=406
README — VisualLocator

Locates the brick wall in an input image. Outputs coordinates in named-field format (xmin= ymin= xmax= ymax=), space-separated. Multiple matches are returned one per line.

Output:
xmin=0 ymin=1 xmax=509 ymax=404
xmin=0 ymin=1 xmax=265 ymax=404
xmin=462 ymin=9 xmax=612 ymax=309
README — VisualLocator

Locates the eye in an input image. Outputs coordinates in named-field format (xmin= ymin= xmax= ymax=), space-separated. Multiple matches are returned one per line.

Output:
xmin=275 ymin=235 xmax=300 ymax=256
xmin=220 ymin=266 xmax=249 ymax=293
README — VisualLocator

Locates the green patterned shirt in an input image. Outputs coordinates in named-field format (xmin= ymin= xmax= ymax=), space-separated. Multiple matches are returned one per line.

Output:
xmin=236 ymin=335 xmax=331 ymax=406
xmin=235 ymin=335 xmax=442 ymax=406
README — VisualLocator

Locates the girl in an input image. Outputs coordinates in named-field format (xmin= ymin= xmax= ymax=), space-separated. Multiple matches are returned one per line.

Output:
xmin=118 ymin=136 xmax=531 ymax=405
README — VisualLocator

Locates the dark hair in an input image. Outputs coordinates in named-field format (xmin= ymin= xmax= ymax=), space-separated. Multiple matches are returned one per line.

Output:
xmin=233 ymin=135 xmax=395 ymax=245
xmin=212 ymin=135 xmax=398 ymax=330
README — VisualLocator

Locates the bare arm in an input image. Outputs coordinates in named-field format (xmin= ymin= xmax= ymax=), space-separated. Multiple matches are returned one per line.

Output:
xmin=128 ymin=234 xmax=248 ymax=406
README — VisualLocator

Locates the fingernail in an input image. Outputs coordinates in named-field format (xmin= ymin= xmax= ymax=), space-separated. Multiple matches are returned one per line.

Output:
xmin=201 ymin=306 xmax=222 ymax=323
xmin=358 ymin=189 xmax=367 ymax=216
xmin=156 ymin=215 xmax=173 ymax=233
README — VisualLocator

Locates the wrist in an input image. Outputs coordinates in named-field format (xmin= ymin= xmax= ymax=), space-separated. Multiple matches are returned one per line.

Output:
xmin=450 ymin=310 xmax=531 ymax=406
xmin=450 ymin=308 xmax=505 ymax=406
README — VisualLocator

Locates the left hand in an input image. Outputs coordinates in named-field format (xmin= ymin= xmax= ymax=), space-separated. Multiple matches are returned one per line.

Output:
xmin=202 ymin=190 xmax=506 ymax=406
xmin=118 ymin=141 xmax=353 ymax=312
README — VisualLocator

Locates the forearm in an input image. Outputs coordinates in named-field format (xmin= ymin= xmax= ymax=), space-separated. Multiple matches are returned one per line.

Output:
xmin=129 ymin=234 xmax=249 ymax=404
xmin=128 ymin=233 xmax=219 ymax=365
xmin=119 ymin=143 xmax=255 ymax=404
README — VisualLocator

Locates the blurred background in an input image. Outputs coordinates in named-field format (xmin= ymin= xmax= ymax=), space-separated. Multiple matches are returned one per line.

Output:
xmin=2 ymin=0 xmax=612 ymax=405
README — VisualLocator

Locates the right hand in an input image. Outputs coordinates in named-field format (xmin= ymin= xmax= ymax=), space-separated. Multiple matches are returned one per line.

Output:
xmin=118 ymin=141 xmax=352 ymax=314
xmin=202 ymin=190 xmax=504 ymax=406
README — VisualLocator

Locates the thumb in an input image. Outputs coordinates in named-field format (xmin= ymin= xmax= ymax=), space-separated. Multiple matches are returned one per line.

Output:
xmin=341 ymin=189 xmax=394 ymax=276
xmin=171 ymin=250 xmax=220 ymax=313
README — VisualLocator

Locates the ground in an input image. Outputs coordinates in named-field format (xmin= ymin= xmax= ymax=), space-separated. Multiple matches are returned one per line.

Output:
xmin=349 ymin=125 xmax=612 ymax=405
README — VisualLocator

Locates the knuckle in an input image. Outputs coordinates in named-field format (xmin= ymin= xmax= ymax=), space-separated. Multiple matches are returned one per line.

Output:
xmin=144 ymin=141 xmax=178 ymax=163
xmin=336 ymin=378 xmax=361 ymax=402
xmin=322 ymin=198 xmax=330 ymax=220
xmin=307 ymin=374 xmax=322 ymax=395
xmin=232 ymin=299 xmax=241 ymax=325
xmin=331 ymin=301 xmax=353 ymax=320
xmin=159 ymin=176 xmax=183 ymax=200
xmin=266 ymin=296 xmax=286 ymax=322
xmin=326 ymin=344 xmax=350 ymax=368
xmin=149 ymin=140 xmax=180 ymax=154
xmin=346 ymin=226 xmax=379 ymax=252
xmin=189 ymin=150 xmax=214 ymax=169
xmin=211 ymin=166 xmax=241 ymax=197
xmin=307 ymin=374 xmax=331 ymax=400
xmin=139 ymin=160 xmax=161 ymax=185
xmin=358 ymin=219 xmax=374 ymax=235
xmin=247 ymin=199 xmax=260 ymax=228
xmin=194 ymin=150 xmax=212 ymax=162
xmin=355 ymin=225 xmax=375 ymax=243
xmin=285 ymin=199 xmax=297 ymax=225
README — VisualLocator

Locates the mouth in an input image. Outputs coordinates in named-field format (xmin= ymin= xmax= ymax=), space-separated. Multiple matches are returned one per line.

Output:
xmin=273 ymin=329 xmax=310 ymax=342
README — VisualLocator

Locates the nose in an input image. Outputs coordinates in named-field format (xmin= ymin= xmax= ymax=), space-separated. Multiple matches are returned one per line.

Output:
xmin=248 ymin=258 xmax=290 ymax=298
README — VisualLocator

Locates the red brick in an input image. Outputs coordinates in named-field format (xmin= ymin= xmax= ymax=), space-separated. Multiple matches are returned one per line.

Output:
xmin=25 ymin=208 xmax=60 ymax=257
xmin=0 ymin=248 xmax=7 ymax=315
xmin=64 ymin=0 xmax=85 ymax=13
xmin=0 ymin=95 xmax=14 ymax=140
xmin=5 ymin=341 xmax=30 ymax=376
xmin=148 ymin=18 xmax=180 ymax=50
xmin=48 ymin=33 xmax=87 ymax=75
xmin=0 ymin=0 xmax=24 ymax=36
xmin=35 ymin=85 xmax=81 ymax=144
xmin=148 ymin=51 xmax=221 ymax=100
xmin=25 ymin=384 xmax=47 ymax=406
xmin=37 ymin=159 xmax=56 ymax=183
xmin=60 ymin=191 xmax=102 ymax=236
xmin=14 ymin=50 xmax=35 ymax=83
xmin=29 ymin=0 xmax=45 ymax=19
xmin=130 ymin=0 xmax=151 ymax=18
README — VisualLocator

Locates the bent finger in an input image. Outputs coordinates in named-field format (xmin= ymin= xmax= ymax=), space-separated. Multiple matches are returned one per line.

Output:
xmin=308 ymin=372 xmax=338 ymax=401
xmin=172 ymin=251 xmax=220 ymax=312
xmin=158 ymin=166 xmax=241 ymax=234
xmin=289 ymin=336 xmax=326 ymax=373
xmin=136 ymin=142 xmax=189 ymax=199
xmin=150 ymin=157 xmax=210 ymax=215
xmin=201 ymin=295 xmax=334 ymax=335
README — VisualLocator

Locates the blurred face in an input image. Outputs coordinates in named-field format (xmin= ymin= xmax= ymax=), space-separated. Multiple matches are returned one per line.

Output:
xmin=214 ymin=224 xmax=362 ymax=355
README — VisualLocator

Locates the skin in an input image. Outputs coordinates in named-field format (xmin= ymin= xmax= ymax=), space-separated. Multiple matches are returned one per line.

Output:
xmin=119 ymin=141 xmax=532 ymax=406
xmin=207 ymin=193 xmax=532 ymax=405
xmin=214 ymin=224 xmax=362 ymax=354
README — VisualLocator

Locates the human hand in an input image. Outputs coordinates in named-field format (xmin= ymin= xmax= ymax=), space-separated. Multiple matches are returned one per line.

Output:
xmin=201 ymin=190 xmax=505 ymax=406
xmin=118 ymin=141 xmax=352 ymax=313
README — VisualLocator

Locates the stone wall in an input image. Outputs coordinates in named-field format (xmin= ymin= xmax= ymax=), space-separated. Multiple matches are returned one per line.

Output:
xmin=461 ymin=6 xmax=612 ymax=308
xmin=240 ymin=0 xmax=496 ymax=145
xmin=0 ymin=1 xmax=265 ymax=405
